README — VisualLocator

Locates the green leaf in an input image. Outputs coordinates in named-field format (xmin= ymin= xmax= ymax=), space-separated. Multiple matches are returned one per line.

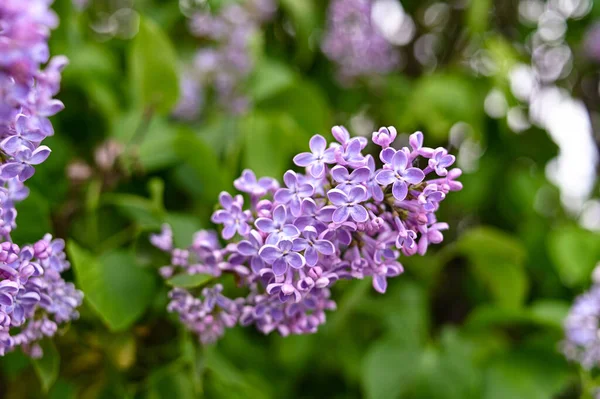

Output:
xmin=68 ymin=242 xmax=158 ymax=331
xmin=48 ymin=380 xmax=77 ymax=399
xmin=146 ymin=363 xmax=196 ymax=399
xmin=129 ymin=18 xmax=179 ymax=114
xmin=167 ymin=274 xmax=215 ymax=289
xmin=404 ymin=73 xmax=483 ymax=142
xmin=467 ymin=0 xmax=492 ymax=34
xmin=257 ymin=80 xmax=331 ymax=135
xmin=31 ymin=340 xmax=60 ymax=392
xmin=164 ymin=212 xmax=202 ymax=248
xmin=457 ymin=227 xmax=528 ymax=309
xmin=548 ymin=225 xmax=600 ymax=287
xmin=412 ymin=329 xmax=483 ymax=399
xmin=173 ymin=130 xmax=230 ymax=203
xmin=11 ymin=187 xmax=52 ymax=244
xmin=102 ymin=194 xmax=162 ymax=229
xmin=278 ymin=0 xmax=319 ymax=65
xmin=362 ymin=342 xmax=422 ymax=399
xmin=248 ymin=58 xmax=296 ymax=102
xmin=482 ymin=349 xmax=570 ymax=399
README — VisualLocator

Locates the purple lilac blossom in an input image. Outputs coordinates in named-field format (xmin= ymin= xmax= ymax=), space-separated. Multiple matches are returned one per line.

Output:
xmin=322 ymin=0 xmax=399 ymax=82
xmin=151 ymin=125 xmax=462 ymax=344
xmin=563 ymin=274 xmax=600 ymax=370
xmin=0 ymin=0 xmax=83 ymax=357
xmin=173 ymin=0 xmax=276 ymax=117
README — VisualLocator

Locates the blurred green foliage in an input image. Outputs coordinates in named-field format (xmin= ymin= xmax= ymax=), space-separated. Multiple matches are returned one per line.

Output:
xmin=1 ymin=0 xmax=599 ymax=398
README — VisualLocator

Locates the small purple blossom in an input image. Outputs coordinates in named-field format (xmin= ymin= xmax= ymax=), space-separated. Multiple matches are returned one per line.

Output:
xmin=234 ymin=169 xmax=279 ymax=197
xmin=372 ymin=126 xmax=397 ymax=148
xmin=293 ymin=135 xmax=336 ymax=178
xmin=327 ymin=186 xmax=369 ymax=224
xmin=259 ymin=240 xmax=306 ymax=276
xmin=274 ymin=171 xmax=315 ymax=217
xmin=376 ymin=150 xmax=425 ymax=201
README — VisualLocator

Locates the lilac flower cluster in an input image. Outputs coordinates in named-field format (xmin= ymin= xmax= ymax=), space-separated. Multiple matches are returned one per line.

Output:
xmin=321 ymin=0 xmax=399 ymax=82
xmin=173 ymin=0 xmax=276 ymax=118
xmin=152 ymin=126 xmax=462 ymax=344
xmin=563 ymin=269 xmax=600 ymax=369
xmin=0 ymin=0 xmax=83 ymax=357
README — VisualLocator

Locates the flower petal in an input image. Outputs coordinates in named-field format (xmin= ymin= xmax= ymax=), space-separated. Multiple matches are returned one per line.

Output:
xmin=332 ymin=206 xmax=350 ymax=224
xmin=392 ymin=180 xmax=408 ymax=201
xmin=375 ymin=169 xmax=395 ymax=186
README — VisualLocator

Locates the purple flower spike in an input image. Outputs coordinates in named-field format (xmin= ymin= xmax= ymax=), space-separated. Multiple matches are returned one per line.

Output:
xmin=327 ymin=186 xmax=369 ymax=223
xmin=274 ymin=171 xmax=315 ymax=216
xmin=293 ymin=135 xmax=336 ymax=177
xmin=255 ymin=204 xmax=300 ymax=245
xmin=428 ymin=148 xmax=455 ymax=177
xmin=259 ymin=240 xmax=306 ymax=276
xmin=375 ymin=150 xmax=425 ymax=201
xmin=372 ymin=126 xmax=397 ymax=148
xmin=234 ymin=169 xmax=279 ymax=197
xmin=149 ymin=125 xmax=462 ymax=344
xmin=331 ymin=165 xmax=370 ymax=191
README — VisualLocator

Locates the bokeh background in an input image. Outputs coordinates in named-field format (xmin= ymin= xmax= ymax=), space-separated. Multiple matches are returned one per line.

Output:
xmin=1 ymin=0 xmax=600 ymax=398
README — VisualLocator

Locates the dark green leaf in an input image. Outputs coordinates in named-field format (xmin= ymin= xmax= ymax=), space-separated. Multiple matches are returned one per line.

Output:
xmin=548 ymin=225 xmax=600 ymax=287
xmin=457 ymin=227 xmax=528 ymax=309
xmin=31 ymin=340 xmax=60 ymax=392
xmin=362 ymin=342 xmax=422 ymax=399
xmin=167 ymin=273 xmax=215 ymax=289
xmin=173 ymin=130 xmax=231 ymax=203
xmin=129 ymin=18 xmax=179 ymax=114
xmin=68 ymin=242 xmax=158 ymax=331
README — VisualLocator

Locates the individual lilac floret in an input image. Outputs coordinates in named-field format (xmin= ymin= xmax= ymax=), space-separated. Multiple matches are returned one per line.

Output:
xmin=372 ymin=126 xmax=397 ymax=148
xmin=259 ymin=240 xmax=305 ymax=276
xmin=428 ymin=148 xmax=456 ymax=177
xmin=274 ymin=171 xmax=315 ymax=217
xmin=376 ymin=150 xmax=425 ymax=201
xmin=234 ymin=169 xmax=279 ymax=198
xmin=327 ymin=186 xmax=369 ymax=223
xmin=151 ymin=124 xmax=462 ymax=344
xmin=293 ymin=135 xmax=336 ymax=178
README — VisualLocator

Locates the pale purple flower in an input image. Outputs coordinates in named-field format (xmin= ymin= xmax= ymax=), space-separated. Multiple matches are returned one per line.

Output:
xmin=292 ymin=227 xmax=336 ymax=267
xmin=234 ymin=169 xmax=279 ymax=197
xmin=327 ymin=186 xmax=369 ymax=223
xmin=274 ymin=171 xmax=315 ymax=216
xmin=255 ymin=204 xmax=300 ymax=245
xmin=418 ymin=184 xmax=445 ymax=212
xmin=334 ymin=138 xmax=367 ymax=168
xmin=428 ymin=148 xmax=455 ymax=177
xmin=293 ymin=135 xmax=336 ymax=178
xmin=211 ymin=204 xmax=251 ymax=240
xmin=376 ymin=150 xmax=425 ymax=201
xmin=259 ymin=239 xmax=306 ymax=276
xmin=237 ymin=230 xmax=266 ymax=273
xmin=372 ymin=126 xmax=397 ymax=148
xmin=331 ymin=165 xmax=370 ymax=191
